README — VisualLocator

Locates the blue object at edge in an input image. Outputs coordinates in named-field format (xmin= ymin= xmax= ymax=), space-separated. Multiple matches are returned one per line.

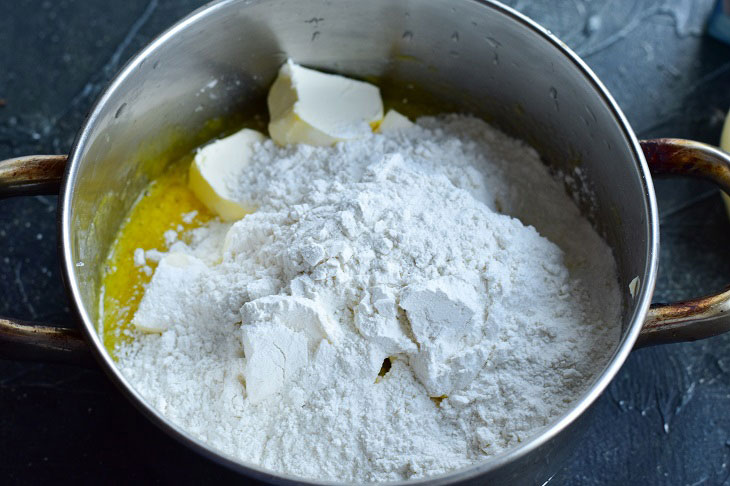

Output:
xmin=708 ymin=0 xmax=730 ymax=44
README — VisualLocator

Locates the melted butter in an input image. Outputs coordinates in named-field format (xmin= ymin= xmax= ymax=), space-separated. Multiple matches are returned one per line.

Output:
xmin=99 ymin=156 xmax=214 ymax=356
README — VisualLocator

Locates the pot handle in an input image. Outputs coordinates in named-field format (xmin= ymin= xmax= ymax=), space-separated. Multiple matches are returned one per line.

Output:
xmin=637 ymin=139 xmax=730 ymax=346
xmin=0 ymin=155 xmax=93 ymax=365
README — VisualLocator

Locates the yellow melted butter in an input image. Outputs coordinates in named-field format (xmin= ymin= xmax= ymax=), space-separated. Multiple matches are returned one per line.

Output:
xmin=100 ymin=157 xmax=216 ymax=356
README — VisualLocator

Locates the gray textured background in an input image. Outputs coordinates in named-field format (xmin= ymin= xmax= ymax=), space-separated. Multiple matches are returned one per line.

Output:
xmin=1 ymin=0 xmax=730 ymax=484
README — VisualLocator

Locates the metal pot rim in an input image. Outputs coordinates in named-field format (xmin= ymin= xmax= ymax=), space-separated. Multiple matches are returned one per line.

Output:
xmin=58 ymin=0 xmax=659 ymax=484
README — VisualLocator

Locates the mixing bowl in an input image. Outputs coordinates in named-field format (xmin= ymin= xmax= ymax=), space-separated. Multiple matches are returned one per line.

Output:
xmin=1 ymin=0 xmax=729 ymax=484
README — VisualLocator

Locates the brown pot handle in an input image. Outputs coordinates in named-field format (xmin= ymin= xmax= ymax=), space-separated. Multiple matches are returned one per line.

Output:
xmin=0 ymin=155 xmax=92 ymax=365
xmin=637 ymin=139 xmax=730 ymax=346
xmin=0 ymin=155 xmax=68 ymax=196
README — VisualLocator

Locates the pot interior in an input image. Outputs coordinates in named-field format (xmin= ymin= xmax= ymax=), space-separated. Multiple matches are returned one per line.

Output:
xmin=62 ymin=0 xmax=655 ymax=483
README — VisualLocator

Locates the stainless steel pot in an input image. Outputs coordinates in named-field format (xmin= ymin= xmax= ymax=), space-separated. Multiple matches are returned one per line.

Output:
xmin=1 ymin=0 xmax=729 ymax=484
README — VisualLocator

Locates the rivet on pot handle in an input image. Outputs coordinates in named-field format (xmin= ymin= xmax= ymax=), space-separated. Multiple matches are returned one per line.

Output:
xmin=0 ymin=155 xmax=92 ymax=366
xmin=637 ymin=138 xmax=730 ymax=347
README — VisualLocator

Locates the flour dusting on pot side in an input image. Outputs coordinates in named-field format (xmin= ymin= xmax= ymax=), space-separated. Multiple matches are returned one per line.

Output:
xmin=111 ymin=62 xmax=621 ymax=482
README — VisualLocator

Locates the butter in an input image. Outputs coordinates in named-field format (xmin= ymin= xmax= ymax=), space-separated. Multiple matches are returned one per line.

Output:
xmin=377 ymin=109 xmax=414 ymax=132
xmin=267 ymin=59 xmax=383 ymax=146
xmin=188 ymin=128 xmax=265 ymax=221
xmin=132 ymin=252 xmax=207 ymax=333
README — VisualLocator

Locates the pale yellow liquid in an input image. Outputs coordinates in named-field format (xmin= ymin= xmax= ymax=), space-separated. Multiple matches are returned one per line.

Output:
xmin=99 ymin=157 xmax=214 ymax=356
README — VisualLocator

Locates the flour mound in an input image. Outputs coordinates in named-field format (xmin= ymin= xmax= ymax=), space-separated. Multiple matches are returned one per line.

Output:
xmin=116 ymin=115 xmax=621 ymax=482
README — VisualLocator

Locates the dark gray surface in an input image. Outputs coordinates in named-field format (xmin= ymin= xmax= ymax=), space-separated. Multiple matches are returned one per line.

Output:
xmin=1 ymin=0 xmax=730 ymax=484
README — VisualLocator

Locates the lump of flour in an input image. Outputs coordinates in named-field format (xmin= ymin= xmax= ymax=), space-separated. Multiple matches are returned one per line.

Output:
xmin=119 ymin=115 xmax=621 ymax=483
xmin=401 ymin=275 xmax=489 ymax=397
xmin=240 ymin=295 xmax=340 ymax=403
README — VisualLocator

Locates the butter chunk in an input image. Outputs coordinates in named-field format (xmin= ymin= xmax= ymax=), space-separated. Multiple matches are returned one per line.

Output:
xmin=377 ymin=109 xmax=414 ymax=132
xmin=188 ymin=128 xmax=265 ymax=221
xmin=132 ymin=252 xmax=207 ymax=333
xmin=267 ymin=59 xmax=383 ymax=146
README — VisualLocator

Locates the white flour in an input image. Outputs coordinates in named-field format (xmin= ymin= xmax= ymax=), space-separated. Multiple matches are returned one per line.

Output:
xmin=115 ymin=115 xmax=621 ymax=482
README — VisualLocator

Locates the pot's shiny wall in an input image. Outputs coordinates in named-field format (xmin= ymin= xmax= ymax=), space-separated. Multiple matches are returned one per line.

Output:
xmin=65 ymin=0 xmax=650 ymax=483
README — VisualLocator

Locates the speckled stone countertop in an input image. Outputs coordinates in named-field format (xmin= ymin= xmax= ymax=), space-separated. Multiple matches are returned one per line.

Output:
xmin=2 ymin=0 xmax=730 ymax=484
